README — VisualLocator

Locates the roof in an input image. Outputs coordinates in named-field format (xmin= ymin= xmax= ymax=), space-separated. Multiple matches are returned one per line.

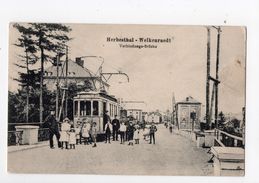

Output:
xmin=177 ymin=96 xmax=201 ymax=105
xmin=74 ymin=91 xmax=117 ymax=103
xmin=44 ymin=59 xmax=109 ymax=86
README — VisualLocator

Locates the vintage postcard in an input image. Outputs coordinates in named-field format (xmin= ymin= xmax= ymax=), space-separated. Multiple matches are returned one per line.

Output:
xmin=8 ymin=23 xmax=246 ymax=176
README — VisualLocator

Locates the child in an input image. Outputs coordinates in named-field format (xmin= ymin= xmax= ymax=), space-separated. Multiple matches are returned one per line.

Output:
xmin=143 ymin=126 xmax=150 ymax=141
xmin=91 ymin=122 xmax=98 ymax=147
xmin=81 ymin=122 xmax=90 ymax=145
xmin=60 ymin=117 xmax=71 ymax=149
xmin=134 ymin=126 xmax=140 ymax=144
xmin=69 ymin=125 xmax=76 ymax=149
xmin=75 ymin=122 xmax=81 ymax=145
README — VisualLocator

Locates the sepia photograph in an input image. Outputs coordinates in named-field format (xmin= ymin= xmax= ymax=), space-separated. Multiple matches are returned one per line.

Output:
xmin=7 ymin=23 xmax=246 ymax=176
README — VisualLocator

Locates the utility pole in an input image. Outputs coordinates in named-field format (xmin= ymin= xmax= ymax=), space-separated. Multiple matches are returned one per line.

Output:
xmin=214 ymin=27 xmax=221 ymax=129
xmin=55 ymin=54 xmax=60 ymax=121
xmin=65 ymin=46 xmax=68 ymax=117
xmin=39 ymin=47 xmax=44 ymax=124
xmin=206 ymin=27 xmax=211 ymax=128
xmin=25 ymin=49 xmax=29 ymax=123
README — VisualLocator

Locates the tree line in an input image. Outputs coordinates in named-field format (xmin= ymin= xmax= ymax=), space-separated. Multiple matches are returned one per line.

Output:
xmin=9 ymin=23 xmax=74 ymax=130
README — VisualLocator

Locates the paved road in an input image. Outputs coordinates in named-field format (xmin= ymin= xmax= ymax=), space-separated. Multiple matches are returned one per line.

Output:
xmin=8 ymin=125 xmax=213 ymax=175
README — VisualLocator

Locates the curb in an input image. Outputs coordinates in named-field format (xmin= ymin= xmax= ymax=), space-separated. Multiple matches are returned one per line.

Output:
xmin=8 ymin=142 xmax=49 ymax=153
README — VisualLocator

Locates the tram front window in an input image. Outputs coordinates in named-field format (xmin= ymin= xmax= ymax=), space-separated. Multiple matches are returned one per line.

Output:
xmin=93 ymin=101 xmax=99 ymax=115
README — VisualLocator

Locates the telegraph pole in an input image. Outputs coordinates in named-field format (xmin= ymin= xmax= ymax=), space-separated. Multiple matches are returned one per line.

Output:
xmin=65 ymin=46 xmax=68 ymax=117
xmin=25 ymin=49 xmax=29 ymax=123
xmin=214 ymin=27 xmax=221 ymax=129
xmin=55 ymin=54 xmax=60 ymax=121
xmin=39 ymin=48 xmax=44 ymax=124
xmin=206 ymin=27 xmax=211 ymax=128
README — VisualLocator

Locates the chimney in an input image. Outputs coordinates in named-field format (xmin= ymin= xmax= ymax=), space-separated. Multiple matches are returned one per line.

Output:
xmin=75 ymin=57 xmax=84 ymax=67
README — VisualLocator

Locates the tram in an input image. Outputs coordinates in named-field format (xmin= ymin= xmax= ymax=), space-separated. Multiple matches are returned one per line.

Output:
xmin=73 ymin=91 xmax=120 ymax=134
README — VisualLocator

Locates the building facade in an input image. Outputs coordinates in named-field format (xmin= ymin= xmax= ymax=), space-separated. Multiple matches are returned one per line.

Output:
xmin=176 ymin=96 xmax=201 ymax=130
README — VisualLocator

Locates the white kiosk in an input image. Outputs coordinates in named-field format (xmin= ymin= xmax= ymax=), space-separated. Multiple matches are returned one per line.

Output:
xmin=15 ymin=125 xmax=39 ymax=145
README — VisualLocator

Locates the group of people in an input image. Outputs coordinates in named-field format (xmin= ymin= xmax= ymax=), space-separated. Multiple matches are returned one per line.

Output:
xmin=104 ymin=113 xmax=158 ymax=145
xmin=44 ymin=110 xmax=158 ymax=150
xmin=44 ymin=111 xmax=98 ymax=149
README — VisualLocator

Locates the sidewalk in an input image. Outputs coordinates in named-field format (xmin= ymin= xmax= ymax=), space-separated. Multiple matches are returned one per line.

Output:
xmin=8 ymin=141 xmax=49 ymax=153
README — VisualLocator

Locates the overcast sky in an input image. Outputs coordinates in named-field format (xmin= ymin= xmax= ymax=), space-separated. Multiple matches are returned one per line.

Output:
xmin=9 ymin=24 xmax=246 ymax=114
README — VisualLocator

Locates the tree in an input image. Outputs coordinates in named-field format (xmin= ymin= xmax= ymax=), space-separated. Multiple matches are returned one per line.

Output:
xmin=13 ymin=25 xmax=38 ymax=123
xmin=13 ymin=23 xmax=71 ymax=123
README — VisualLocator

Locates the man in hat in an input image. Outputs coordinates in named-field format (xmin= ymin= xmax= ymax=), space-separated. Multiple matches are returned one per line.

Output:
xmin=149 ymin=122 xmax=158 ymax=144
xmin=44 ymin=110 xmax=61 ymax=149
xmin=104 ymin=120 xmax=113 ymax=143
xmin=103 ymin=110 xmax=111 ymax=130
xmin=112 ymin=115 xmax=120 ymax=141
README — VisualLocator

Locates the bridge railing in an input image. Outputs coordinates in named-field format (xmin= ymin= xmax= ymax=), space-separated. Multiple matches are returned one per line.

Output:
xmin=215 ymin=129 xmax=244 ymax=148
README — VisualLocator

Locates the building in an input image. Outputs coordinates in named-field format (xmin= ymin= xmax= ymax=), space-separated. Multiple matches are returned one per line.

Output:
xmin=147 ymin=111 xmax=162 ymax=124
xmin=119 ymin=100 xmax=146 ymax=122
xmin=44 ymin=59 xmax=109 ymax=91
xmin=176 ymin=96 xmax=201 ymax=130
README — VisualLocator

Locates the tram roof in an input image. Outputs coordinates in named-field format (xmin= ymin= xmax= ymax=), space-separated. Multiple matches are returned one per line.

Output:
xmin=74 ymin=91 xmax=118 ymax=102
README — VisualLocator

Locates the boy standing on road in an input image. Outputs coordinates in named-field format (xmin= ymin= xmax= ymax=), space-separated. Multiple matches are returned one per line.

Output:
xmin=119 ymin=122 xmax=127 ymax=144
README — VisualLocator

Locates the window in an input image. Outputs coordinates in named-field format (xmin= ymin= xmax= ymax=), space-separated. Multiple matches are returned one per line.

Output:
xmin=93 ymin=101 xmax=99 ymax=115
xmin=74 ymin=101 xmax=78 ymax=116
xmin=80 ymin=101 xmax=91 ymax=116
xmin=85 ymin=101 xmax=91 ymax=115
xmin=80 ymin=101 xmax=85 ymax=116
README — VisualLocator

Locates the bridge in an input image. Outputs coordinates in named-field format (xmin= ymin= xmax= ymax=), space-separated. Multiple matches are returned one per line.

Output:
xmin=8 ymin=125 xmax=214 ymax=175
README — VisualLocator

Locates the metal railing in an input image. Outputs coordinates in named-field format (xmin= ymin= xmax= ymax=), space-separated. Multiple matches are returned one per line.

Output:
xmin=215 ymin=129 xmax=244 ymax=148
xmin=38 ymin=128 xmax=50 ymax=141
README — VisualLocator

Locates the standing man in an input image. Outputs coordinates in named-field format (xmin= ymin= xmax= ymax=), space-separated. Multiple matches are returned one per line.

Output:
xmin=104 ymin=120 xmax=113 ymax=143
xmin=44 ymin=110 xmax=61 ymax=149
xmin=112 ymin=115 xmax=120 ymax=141
xmin=149 ymin=122 xmax=158 ymax=144
xmin=103 ymin=110 xmax=111 ymax=130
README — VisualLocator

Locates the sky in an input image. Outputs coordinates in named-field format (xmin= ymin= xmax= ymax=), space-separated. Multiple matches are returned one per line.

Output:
xmin=9 ymin=24 xmax=246 ymax=114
